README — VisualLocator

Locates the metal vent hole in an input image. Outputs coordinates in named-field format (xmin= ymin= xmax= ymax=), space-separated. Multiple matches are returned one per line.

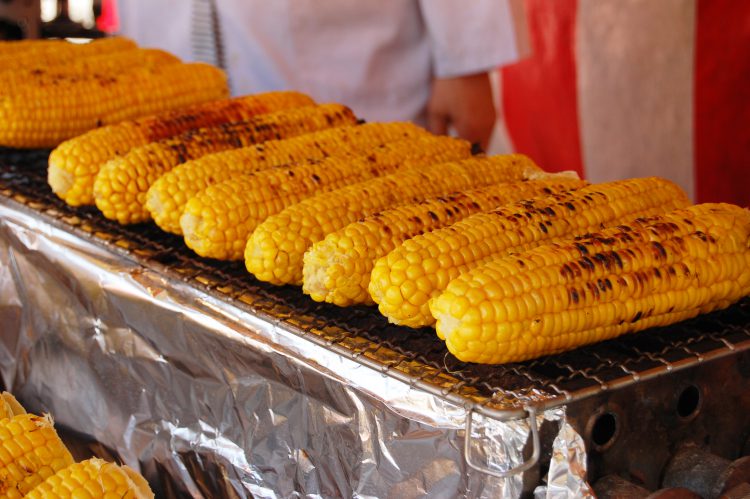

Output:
xmin=591 ymin=412 xmax=618 ymax=451
xmin=677 ymin=385 xmax=701 ymax=420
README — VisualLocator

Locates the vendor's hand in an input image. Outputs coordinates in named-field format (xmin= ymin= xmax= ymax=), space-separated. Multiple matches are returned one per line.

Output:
xmin=426 ymin=72 xmax=496 ymax=151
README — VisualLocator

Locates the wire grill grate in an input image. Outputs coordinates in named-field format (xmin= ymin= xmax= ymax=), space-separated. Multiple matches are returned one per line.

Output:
xmin=2 ymin=148 xmax=750 ymax=416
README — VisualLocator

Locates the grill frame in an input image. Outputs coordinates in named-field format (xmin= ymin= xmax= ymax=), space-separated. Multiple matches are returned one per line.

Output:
xmin=2 ymin=147 xmax=750 ymax=423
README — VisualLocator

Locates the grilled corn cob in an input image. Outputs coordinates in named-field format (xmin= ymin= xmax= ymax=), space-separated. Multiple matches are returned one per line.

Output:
xmin=24 ymin=458 xmax=154 ymax=499
xmin=0 ymin=62 xmax=229 ymax=149
xmin=0 ymin=393 xmax=25 ymax=420
xmin=246 ymin=154 xmax=541 ymax=285
xmin=369 ymin=177 xmax=690 ymax=328
xmin=0 ymin=48 xmax=179 ymax=81
xmin=303 ymin=177 xmax=588 ymax=306
xmin=0 ymin=414 xmax=74 ymax=498
xmin=94 ymin=103 xmax=355 ymax=224
xmin=0 ymin=37 xmax=137 ymax=67
xmin=49 ymin=91 xmax=315 ymax=207
xmin=431 ymin=203 xmax=750 ymax=364
xmin=147 ymin=122 xmax=428 ymax=234
xmin=182 ymin=135 xmax=471 ymax=260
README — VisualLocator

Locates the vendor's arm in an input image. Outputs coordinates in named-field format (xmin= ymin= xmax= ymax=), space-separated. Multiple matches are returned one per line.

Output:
xmin=427 ymin=72 xmax=496 ymax=150
xmin=419 ymin=0 xmax=526 ymax=149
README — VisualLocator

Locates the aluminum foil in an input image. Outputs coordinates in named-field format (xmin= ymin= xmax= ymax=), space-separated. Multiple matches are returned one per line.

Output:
xmin=0 ymin=198 xmax=587 ymax=498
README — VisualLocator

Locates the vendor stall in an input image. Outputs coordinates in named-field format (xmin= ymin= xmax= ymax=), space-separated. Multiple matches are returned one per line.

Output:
xmin=2 ymin=148 xmax=750 ymax=497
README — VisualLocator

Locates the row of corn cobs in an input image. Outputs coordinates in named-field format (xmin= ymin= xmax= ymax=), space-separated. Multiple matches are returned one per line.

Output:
xmin=0 ymin=392 xmax=154 ymax=498
xmin=4 ymin=37 xmax=749 ymax=366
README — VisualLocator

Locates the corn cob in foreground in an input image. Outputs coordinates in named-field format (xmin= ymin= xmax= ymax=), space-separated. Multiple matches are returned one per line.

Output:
xmin=147 ymin=122 xmax=427 ymax=234
xmin=0 ymin=414 xmax=74 ymax=498
xmin=246 ymin=154 xmax=541 ymax=286
xmin=182 ymin=135 xmax=471 ymax=260
xmin=93 ymin=103 xmax=355 ymax=224
xmin=303 ymin=176 xmax=588 ymax=307
xmin=24 ymin=458 xmax=154 ymax=499
xmin=0 ymin=37 xmax=137 ymax=67
xmin=49 ymin=91 xmax=315 ymax=207
xmin=0 ymin=62 xmax=228 ymax=149
xmin=0 ymin=392 xmax=25 ymax=420
xmin=431 ymin=203 xmax=750 ymax=364
xmin=369 ymin=177 xmax=690 ymax=328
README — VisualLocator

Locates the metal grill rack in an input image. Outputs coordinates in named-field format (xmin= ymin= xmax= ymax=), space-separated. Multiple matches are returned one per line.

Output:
xmin=2 ymin=147 xmax=750 ymax=423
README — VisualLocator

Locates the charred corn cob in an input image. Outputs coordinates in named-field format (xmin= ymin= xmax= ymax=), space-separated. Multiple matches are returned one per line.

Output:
xmin=369 ymin=177 xmax=690 ymax=328
xmin=246 ymin=154 xmax=541 ymax=286
xmin=182 ymin=135 xmax=471 ymax=260
xmin=0 ymin=393 xmax=25 ymax=420
xmin=0 ymin=62 xmax=228 ymax=149
xmin=147 ymin=122 xmax=428 ymax=234
xmin=24 ymin=458 xmax=154 ymax=499
xmin=431 ymin=203 xmax=750 ymax=364
xmin=303 ymin=177 xmax=588 ymax=306
xmin=0 ymin=37 xmax=137 ymax=66
xmin=49 ymin=91 xmax=315 ymax=207
xmin=94 ymin=103 xmax=355 ymax=225
xmin=0 ymin=414 xmax=74 ymax=498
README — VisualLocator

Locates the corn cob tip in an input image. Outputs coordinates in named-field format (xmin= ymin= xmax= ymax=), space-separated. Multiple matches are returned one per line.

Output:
xmin=47 ymin=162 xmax=74 ymax=199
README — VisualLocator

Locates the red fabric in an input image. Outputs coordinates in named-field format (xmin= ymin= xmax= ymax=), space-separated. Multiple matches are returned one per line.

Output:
xmin=500 ymin=0 xmax=583 ymax=176
xmin=97 ymin=0 xmax=119 ymax=34
xmin=694 ymin=0 xmax=750 ymax=205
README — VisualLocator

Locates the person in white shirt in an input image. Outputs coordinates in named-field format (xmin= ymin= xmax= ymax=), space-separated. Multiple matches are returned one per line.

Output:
xmin=117 ymin=0 xmax=524 ymax=149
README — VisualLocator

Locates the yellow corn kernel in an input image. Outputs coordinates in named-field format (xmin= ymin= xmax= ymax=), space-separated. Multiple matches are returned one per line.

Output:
xmin=48 ymin=91 xmax=315 ymax=207
xmin=0 ymin=62 xmax=228 ymax=149
xmin=245 ymin=154 xmax=541 ymax=285
xmin=370 ymin=177 xmax=690 ymax=328
xmin=0 ymin=414 xmax=74 ymax=498
xmin=183 ymin=135 xmax=472 ymax=260
xmin=431 ymin=203 xmax=750 ymax=364
xmin=24 ymin=458 xmax=154 ymax=499
xmin=93 ymin=103 xmax=356 ymax=225
xmin=303 ymin=177 xmax=587 ymax=306
xmin=147 ymin=121 xmax=427 ymax=234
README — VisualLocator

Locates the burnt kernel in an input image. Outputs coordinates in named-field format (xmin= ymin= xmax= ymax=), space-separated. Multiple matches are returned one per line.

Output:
xmin=411 ymin=216 xmax=423 ymax=225
xmin=382 ymin=225 xmax=392 ymax=235
xmin=668 ymin=266 xmax=677 ymax=276
xmin=651 ymin=241 xmax=667 ymax=259
xmin=613 ymin=252 xmax=624 ymax=269
xmin=604 ymin=278 xmax=613 ymax=290
xmin=579 ymin=257 xmax=595 ymax=271
xmin=653 ymin=268 xmax=662 ymax=279
xmin=560 ymin=263 xmax=573 ymax=279
xmin=683 ymin=218 xmax=694 ymax=225
xmin=631 ymin=311 xmax=643 ymax=323
xmin=427 ymin=211 xmax=438 ymax=221
xmin=288 ymin=170 xmax=295 ymax=177
xmin=617 ymin=277 xmax=627 ymax=287
xmin=311 ymin=174 xmax=321 ymax=183
xmin=543 ymin=207 xmax=556 ymax=216
xmin=444 ymin=208 xmax=454 ymax=217
xmin=597 ymin=279 xmax=608 ymax=292
xmin=568 ymin=288 xmax=580 ymax=304
xmin=516 ymin=259 xmax=526 ymax=267
xmin=575 ymin=243 xmax=590 ymax=256
xmin=538 ymin=222 xmax=549 ymax=234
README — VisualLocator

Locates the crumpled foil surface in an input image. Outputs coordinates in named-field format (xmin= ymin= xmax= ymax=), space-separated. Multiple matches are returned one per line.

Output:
xmin=0 ymin=198 xmax=589 ymax=498
xmin=533 ymin=413 xmax=594 ymax=499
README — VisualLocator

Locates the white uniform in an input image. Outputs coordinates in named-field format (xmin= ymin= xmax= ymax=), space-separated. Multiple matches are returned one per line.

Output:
xmin=117 ymin=0 xmax=521 ymax=123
